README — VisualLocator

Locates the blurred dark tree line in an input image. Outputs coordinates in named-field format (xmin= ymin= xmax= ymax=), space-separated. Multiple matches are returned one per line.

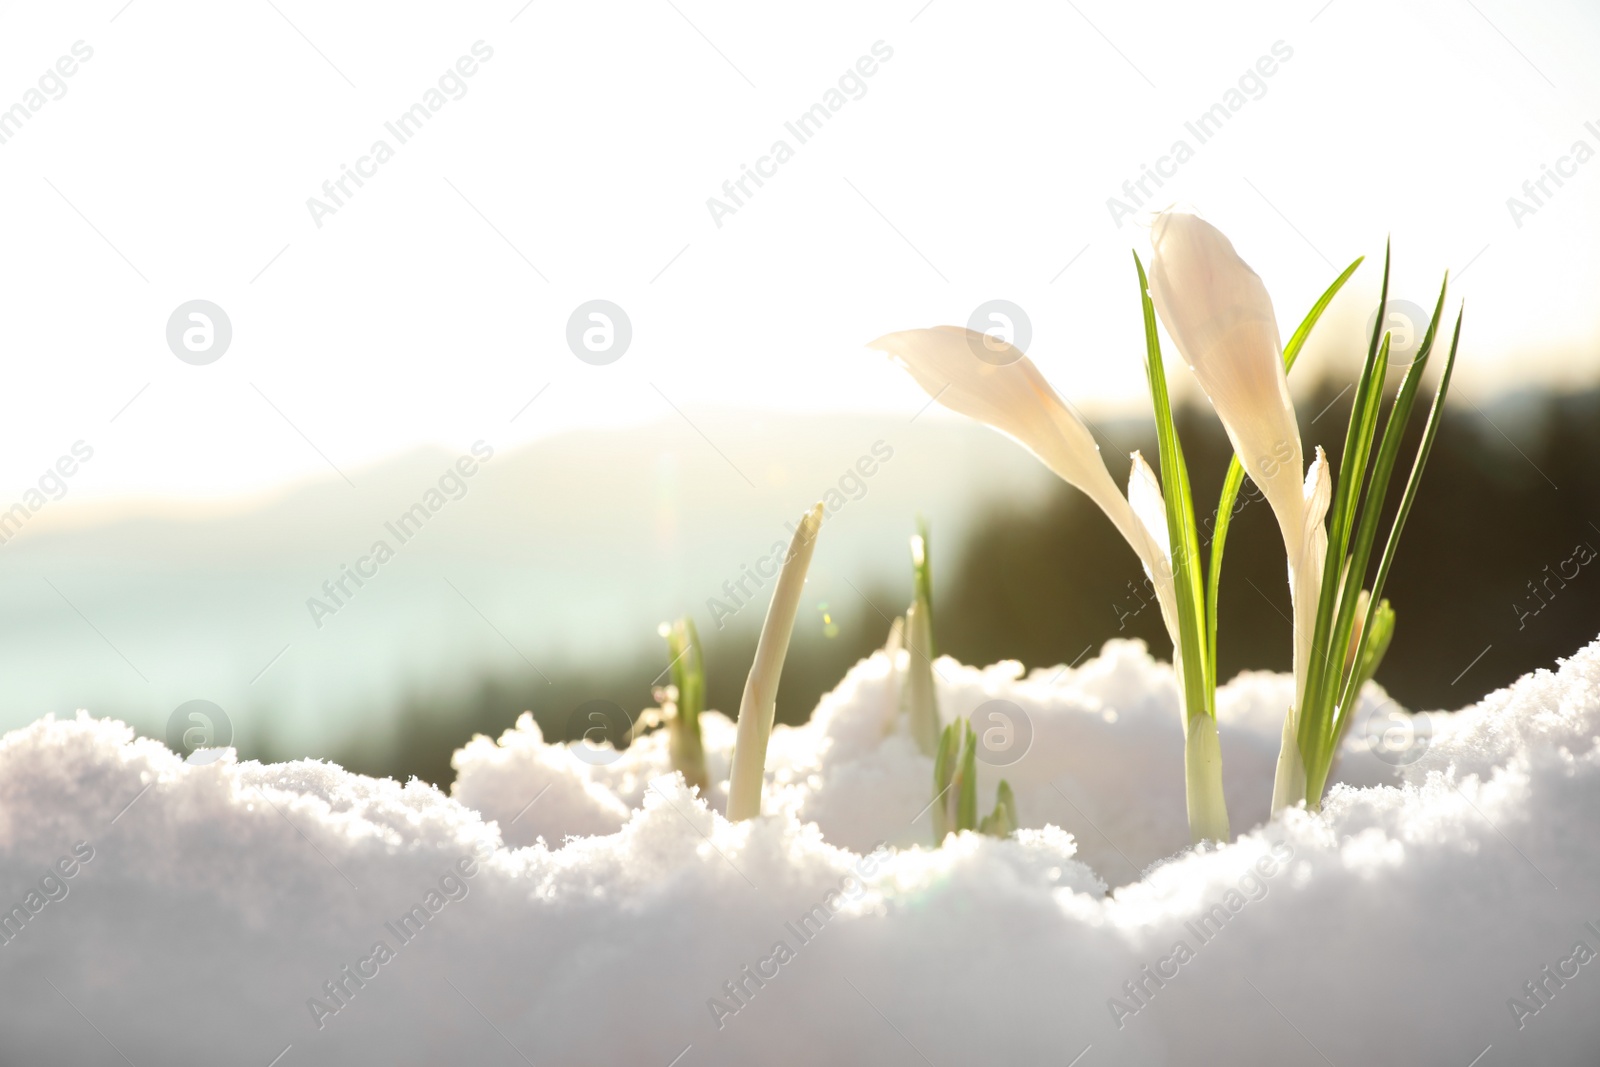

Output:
xmin=333 ymin=381 xmax=1600 ymax=787
xmin=937 ymin=379 xmax=1599 ymax=712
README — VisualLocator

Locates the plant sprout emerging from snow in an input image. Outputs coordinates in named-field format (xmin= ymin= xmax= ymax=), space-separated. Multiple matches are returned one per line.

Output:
xmin=1288 ymin=254 xmax=1458 ymax=811
xmin=657 ymin=616 xmax=710 ymax=794
xmin=1147 ymin=213 xmax=1456 ymax=813
xmin=726 ymin=503 xmax=824 ymax=821
xmin=1142 ymin=217 xmax=1458 ymax=817
xmin=870 ymin=323 xmax=1218 ymax=839
xmin=1136 ymin=211 xmax=1376 ymax=835
xmin=932 ymin=719 xmax=1017 ymax=845
xmin=879 ymin=614 xmax=906 ymax=736
xmin=902 ymin=520 xmax=940 ymax=756
xmin=891 ymin=517 xmax=1021 ymax=842
xmin=874 ymin=211 xmax=1458 ymax=838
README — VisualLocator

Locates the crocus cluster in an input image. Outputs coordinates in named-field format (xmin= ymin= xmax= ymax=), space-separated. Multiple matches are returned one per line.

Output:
xmin=873 ymin=210 xmax=1458 ymax=839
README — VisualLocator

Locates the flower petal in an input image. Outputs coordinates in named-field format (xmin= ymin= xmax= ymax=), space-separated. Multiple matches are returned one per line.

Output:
xmin=1148 ymin=212 xmax=1305 ymax=548
xmin=1126 ymin=450 xmax=1181 ymax=648
xmin=1126 ymin=450 xmax=1170 ymax=561
xmin=872 ymin=327 xmax=1160 ymax=559
xmin=1291 ymin=447 xmax=1331 ymax=710
xmin=871 ymin=327 xmax=1110 ymax=489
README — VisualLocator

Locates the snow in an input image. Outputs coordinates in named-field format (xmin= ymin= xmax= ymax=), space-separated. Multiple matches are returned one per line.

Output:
xmin=457 ymin=640 xmax=1397 ymax=876
xmin=2 ymin=636 xmax=1598 ymax=1065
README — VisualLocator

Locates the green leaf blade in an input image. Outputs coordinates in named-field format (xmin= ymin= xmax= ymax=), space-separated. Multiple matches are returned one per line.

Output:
xmin=1133 ymin=252 xmax=1209 ymax=723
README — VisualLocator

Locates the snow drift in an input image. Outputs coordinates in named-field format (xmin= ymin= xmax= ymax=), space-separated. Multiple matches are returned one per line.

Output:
xmin=1 ymin=636 xmax=1597 ymax=1065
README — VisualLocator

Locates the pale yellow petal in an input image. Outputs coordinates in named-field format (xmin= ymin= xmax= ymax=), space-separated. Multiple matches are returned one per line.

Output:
xmin=1148 ymin=212 xmax=1304 ymax=549
xmin=1125 ymin=450 xmax=1181 ymax=651
xmin=872 ymin=326 xmax=1158 ymax=571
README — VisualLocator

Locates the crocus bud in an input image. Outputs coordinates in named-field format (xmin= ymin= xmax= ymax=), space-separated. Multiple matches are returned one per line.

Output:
xmin=1148 ymin=211 xmax=1305 ymax=551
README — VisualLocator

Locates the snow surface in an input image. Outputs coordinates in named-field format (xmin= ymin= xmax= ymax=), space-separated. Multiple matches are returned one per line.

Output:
xmin=2 ymin=636 xmax=1598 ymax=1065
xmin=456 ymin=640 xmax=1397 ymax=878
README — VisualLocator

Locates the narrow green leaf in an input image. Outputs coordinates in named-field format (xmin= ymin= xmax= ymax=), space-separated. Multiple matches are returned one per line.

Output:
xmin=1306 ymin=331 xmax=1391 ymax=759
xmin=912 ymin=520 xmax=935 ymax=658
xmin=663 ymin=616 xmax=709 ymax=792
xmin=1318 ymin=276 xmax=1449 ymax=768
xmin=1282 ymin=257 xmax=1365 ymax=375
xmin=957 ymin=721 xmax=979 ymax=832
xmin=1171 ymin=431 xmax=1210 ymax=713
xmin=979 ymin=780 xmax=1017 ymax=838
xmin=1310 ymin=333 xmax=1411 ymax=773
xmin=674 ymin=618 xmax=705 ymax=734
xmin=932 ymin=720 xmax=960 ymax=844
xmin=1205 ymin=459 xmax=1247 ymax=689
xmin=1355 ymin=599 xmax=1395 ymax=692
xmin=1311 ymin=307 xmax=1460 ymax=800
xmin=1300 ymin=243 xmax=1393 ymax=768
xmin=903 ymin=598 xmax=940 ymax=757
xmin=1133 ymin=252 xmax=1210 ymax=723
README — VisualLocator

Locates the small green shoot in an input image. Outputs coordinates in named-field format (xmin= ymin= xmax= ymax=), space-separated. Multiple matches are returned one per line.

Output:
xmin=903 ymin=525 xmax=941 ymax=756
xmin=932 ymin=719 xmax=1016 ymax=845
xmin=660 ymin=616 xmax=709 ymax=794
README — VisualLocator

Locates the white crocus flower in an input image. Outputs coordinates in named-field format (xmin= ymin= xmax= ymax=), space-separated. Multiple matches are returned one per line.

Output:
xmin=870 ymin=327 xmax=1179 ymax=649
xmin=1148 ymin=211 xmax=1329 ymax=813
xmin=872 ymin=327 xmax=1229 ymax=838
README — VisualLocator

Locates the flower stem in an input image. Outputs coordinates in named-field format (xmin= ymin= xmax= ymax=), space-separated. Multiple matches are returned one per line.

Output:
xmin=1136 ymin=252 xmax=1229 ymax=843
xmin=1184 ymin=713 xmax=1230 ymax=844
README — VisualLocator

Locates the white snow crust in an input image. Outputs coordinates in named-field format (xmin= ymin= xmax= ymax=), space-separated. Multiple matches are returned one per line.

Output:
xmin=2 ymin=636 xmax=1597 ymax=1065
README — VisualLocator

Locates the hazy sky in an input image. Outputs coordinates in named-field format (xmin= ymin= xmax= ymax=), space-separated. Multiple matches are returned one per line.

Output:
xmin=0 ymin=0 xmax=1596 ymax=501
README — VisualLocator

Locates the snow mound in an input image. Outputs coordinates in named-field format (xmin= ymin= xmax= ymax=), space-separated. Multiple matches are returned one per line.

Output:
xmin=2 ymin=637 xmax=1598 ymax=1065
xmin=455 ymin=639 xmax=1398 ymax=877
